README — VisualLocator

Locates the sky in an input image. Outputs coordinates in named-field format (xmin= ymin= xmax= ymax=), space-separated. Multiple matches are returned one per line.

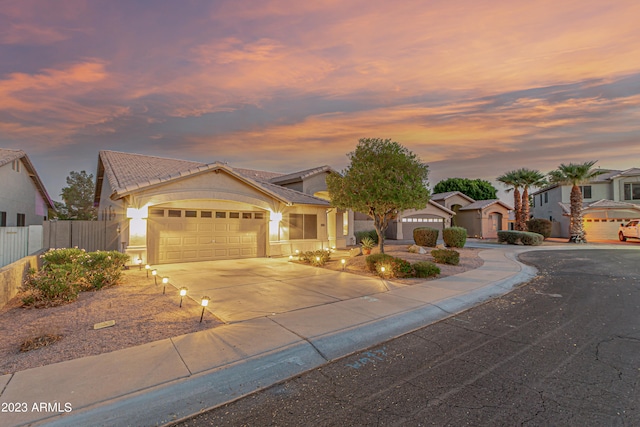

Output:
xmin=2 ymin=0 xmax=640 ymax=203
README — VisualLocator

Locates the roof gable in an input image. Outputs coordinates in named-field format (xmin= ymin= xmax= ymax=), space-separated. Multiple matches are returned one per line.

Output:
xmin=430 ymin=191 xmax=475 ymax=204
xmin=459 ymin=199 xmax=512 ymax=211
xmin=269 ymin=165 xmax=338 ymax=185
xmin=0 ymin=148 xmax=54 ymax=210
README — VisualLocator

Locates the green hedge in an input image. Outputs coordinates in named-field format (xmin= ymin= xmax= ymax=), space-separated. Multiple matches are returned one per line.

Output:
xmin=366 ymin=253 xmax=414 ymax=278
xmin=413 ymin=227 xmax=439 ymax=247
xmin=526 ymin=218 xmax=552 ymax=239
xmin=365 ymin=253 xmax=394 ymax=272
xmin=443 ymin=227 xmax=467 ymax=248
xmin=431 ymin=248 xmax=460 ymax=265
xmin=413 ymin=261 xmax=440 ymax=278
xmin=497 ymin=230 xmax=544 ymax=246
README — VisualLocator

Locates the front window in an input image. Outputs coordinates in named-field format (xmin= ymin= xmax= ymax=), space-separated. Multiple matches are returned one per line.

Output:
xmin=579 ymin=185 xmax=592 ymax=199
xmin=624 ymin=183 xmax=640 ymax=200
xmin=17 ymin=213 xmax=25 ymax=227
xmin=289 ymin=214 xmax=317 ymax=240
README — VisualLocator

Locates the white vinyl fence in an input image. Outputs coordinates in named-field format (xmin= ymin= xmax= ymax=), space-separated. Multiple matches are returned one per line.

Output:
xmin=0 ymin=225 xmax=43 ymax=268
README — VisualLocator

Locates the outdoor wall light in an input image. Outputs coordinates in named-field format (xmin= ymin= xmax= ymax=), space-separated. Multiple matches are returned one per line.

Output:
xmin=136 ymin=258 xmax=142 ymax=270
xmin=200 ymin=296 xmax=210 ymax=322
xmin=179 ymin=287 xmax=188 ymax=308
xmin=162 ymin=277 xmax=169 ymax=295
xmin=152 ymin=269 xmax=158 ymax=285
xmin=145 ymin=264 xmax=151 ymax=278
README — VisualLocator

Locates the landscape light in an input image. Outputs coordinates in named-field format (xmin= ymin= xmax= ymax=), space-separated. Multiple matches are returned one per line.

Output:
xmin=162 ymin=277 xmax=169 ymax=295
xmin=145 ymin=264 xmax=151 ymax=278
xmin=289 ymin=255 xmax=293 ymax=262
xmin=200 ymin=296 xmax=210 ymax=322
xmin=179 ymin=287 xmax=188 ymax=308
xmin=136 ymin=258 xmax=142 ymax=270
xmin=152 ymin=269 xmax=158 ymax=285
xmin=341 ymin=258 xmax=346 ymax=270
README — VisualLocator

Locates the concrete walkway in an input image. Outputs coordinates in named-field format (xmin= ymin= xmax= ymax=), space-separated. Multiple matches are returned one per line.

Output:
xmin=1 ymin=242 xmax=634 ymax=427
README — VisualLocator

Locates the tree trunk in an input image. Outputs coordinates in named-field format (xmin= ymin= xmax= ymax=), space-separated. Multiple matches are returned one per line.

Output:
xmin=520 ymin=187 xmax=529 ymax=231
xmin=569 ymin=185 xmax=586 ymax=243
xmin=513 ymin=188 xmax=522 ymax=231
xmin=373 ymin=215 xmax=387 ymax=253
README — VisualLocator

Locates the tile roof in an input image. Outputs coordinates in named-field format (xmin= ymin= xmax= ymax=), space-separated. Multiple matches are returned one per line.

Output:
xmin=430 ymin=191 xmax=475 ymax=203
xmin=0 ymin=148 xmax=25 ymax=167
xmin=459 ymin=199 xmax=512 ymax=211
xmin=558 ymin=199 xmax=640 ymax=214
xmin=269 ymin=165 xmax=337 ymax=184
xmin=0 ymin=148 xmax=54 ymax=209
xmin=98 ymin=151 xmax=329 ymax=206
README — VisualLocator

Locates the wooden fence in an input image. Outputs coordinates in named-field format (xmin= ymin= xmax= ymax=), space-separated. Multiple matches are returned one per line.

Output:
xmin=43 ymin=220 xmax=120 ymax=252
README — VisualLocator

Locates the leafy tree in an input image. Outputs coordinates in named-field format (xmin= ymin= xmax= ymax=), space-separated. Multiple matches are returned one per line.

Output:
xmin=433 ymin=178 xmax=497 ymax=201
xmin=55 ymin=170 xmax=97 ymax=220
xmin=326 ymin=138 xmax=430 ymax=253
xmin=548 ymin=161 xmax=605 ymax=243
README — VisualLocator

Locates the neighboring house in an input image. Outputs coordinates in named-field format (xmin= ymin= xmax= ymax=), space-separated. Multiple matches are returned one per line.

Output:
xmin=94 ymin=151 xmax=353 ymax=265
xmin=385 ymin=201 xmax=455 ymax=240
xmin=531 ymin=168 xmax=640 ymax=239
xmin=431 ymin=191 xmax=512 ymax=239
xmin=0 ymin=149 xmax=54 ymax=227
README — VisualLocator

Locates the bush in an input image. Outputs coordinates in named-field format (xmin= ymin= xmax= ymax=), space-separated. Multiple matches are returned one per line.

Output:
xmin=365 ymin=253 xmax=394 ymax=272
xmin=526 ymin=218 xmax=552 ymax=239
xmin=413 ymin=227 xmax=439 ymax=247
xmin=21 ymin=249 xmax=130 ymax=307
xmin=431 ymin=248 xmax=460 ymax=265
xmin=498 ymin=230 xmax=544 ymax=246
xmin=413 ymin=261 xmax=440 ymax=278
xmin=443 ymin=227 xmax=467 ymax=248
xmin=387 ymin=257 xmax=414 ymax=278
xmin=355 ymin=229 xmax=379 ymax=244
xmin=300 ymin=249 xmax=331 ymax=266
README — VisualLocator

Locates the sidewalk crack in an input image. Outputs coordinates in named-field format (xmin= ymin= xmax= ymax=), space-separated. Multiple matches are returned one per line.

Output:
xmin=267 ymin=318 xmax=330 ymax=362
xmin=170 ymin=337 xmax=193 ymax=376
xmin=0 ymin=373 xmax=14 ymax=396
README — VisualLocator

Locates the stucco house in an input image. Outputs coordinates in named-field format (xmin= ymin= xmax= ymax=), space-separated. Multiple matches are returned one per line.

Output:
xmin=94 ymin=151 xmax=353 ymax=265
xmin=531 ymin=168 xmax=640 ymax=239
xmin=0 ymin=148 xmax=54 ymax=227
xmin=430 ymin=191 xmax=512 ymax=239
xmin=384 ymin=201 xmax=455 ymax=240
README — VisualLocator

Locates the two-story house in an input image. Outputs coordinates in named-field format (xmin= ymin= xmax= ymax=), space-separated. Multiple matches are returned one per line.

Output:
xmin=531 ymin=168 xmax=640 ymax=239
xmin=0 ymin=149 xmax=54 ymax=227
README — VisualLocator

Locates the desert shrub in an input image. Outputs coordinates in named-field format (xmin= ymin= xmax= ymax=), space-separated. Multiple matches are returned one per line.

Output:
xmin=21 ymin=265 xmax=82 ymax=307
xmin=387 ymin=257 xmax=414 ymax=278
xmin=526 ymin=218 xmax=552 ymax=239
xmin=41 ymin=247 xmax=86 ymax=268
xmin=300 ymin=249 xmax=331 ymax=266
xmin=413 ymin=261 xmax=441 ymax=278
xmin=431 ymin=248 xmax=460 ymax=265
xmin=355 ymin=229 xmax=379 ymax=244
xmin=360 ymin=236 xmax=376 ymax=251
xmin=413 ymin=227 xmax=439 ymax=247
xmin=498 ymin=230 xmax=543 ymax=246
xmin=21 ymin=249 xmax=130 ymax=307
xmin=365 ymin=253 xmax=394 ymax=272
xmin=520 ymin=231 xmax=544 ymax=246
xmin=443 ymin=227 xmax=467 ymax=248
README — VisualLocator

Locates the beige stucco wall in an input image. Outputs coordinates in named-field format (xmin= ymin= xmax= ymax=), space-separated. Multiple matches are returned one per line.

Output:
xmin=0 ymin=160 xmax=48 ymax=226
xmin=0 ymin=254 xmax=39 ymax=309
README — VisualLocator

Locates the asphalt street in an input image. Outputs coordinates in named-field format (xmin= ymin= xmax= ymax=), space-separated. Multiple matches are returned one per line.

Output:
xmin=174 ymin=249 xmax=640 ymax=427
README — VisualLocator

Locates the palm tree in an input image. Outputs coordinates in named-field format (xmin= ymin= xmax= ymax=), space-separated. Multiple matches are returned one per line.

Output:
xmin=548 ymin=161 xmax=606 ymax=243
xmin=497 ymin=170 xmax=523 ymax=230
xmin=517 ymin=168 xmax=547 ymax=230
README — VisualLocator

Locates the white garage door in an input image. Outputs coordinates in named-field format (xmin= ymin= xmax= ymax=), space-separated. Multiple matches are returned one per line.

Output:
xmin=583 ymin=218 xmax=627 ymax=240
xmin=148 ymin=209 xmax=266 ymax=264
xmin=401 ymin=216 xmax=445 ymax=240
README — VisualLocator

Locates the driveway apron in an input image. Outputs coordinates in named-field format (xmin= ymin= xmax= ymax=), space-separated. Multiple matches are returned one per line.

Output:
xmin=156 ymin=258 xmax=406 ymax=323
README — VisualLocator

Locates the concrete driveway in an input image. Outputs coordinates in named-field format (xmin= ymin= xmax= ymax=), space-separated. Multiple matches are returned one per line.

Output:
xmin=158 ymin=258 xmax=406 ymax=323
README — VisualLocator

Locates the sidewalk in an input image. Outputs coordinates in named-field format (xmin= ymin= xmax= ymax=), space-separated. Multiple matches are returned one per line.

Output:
xmin=0 ymin=243 xmax=626 ymax=427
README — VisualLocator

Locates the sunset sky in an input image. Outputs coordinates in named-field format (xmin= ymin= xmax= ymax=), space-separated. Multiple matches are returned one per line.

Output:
xmin=2 ymin=0 xmax=640 ymax=202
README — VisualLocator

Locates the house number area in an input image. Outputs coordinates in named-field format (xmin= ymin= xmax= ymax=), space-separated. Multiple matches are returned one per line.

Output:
xmin=1 ymin=401 xmax=73 ymax=413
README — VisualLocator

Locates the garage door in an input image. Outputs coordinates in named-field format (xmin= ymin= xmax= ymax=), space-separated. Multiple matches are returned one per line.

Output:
xmin=401 ymin=216 xmax=445 ymax=240
xmin=583 ymin=218 xmax=628 ymax=240
xmin=147 ymin=209 xmax=267 ymax=264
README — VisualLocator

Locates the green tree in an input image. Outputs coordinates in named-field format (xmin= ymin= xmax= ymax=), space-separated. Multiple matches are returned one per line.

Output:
xmin=55 ymin=170 xmax=97 ymax=220
xmin=497 ymin=170 xmax=523 ymax=230
xmin=517 ymin=168 xmax=547 ymax=230
xmin=326 ymin=138 xmax=430 ymax=253
xmin=548 ymin=161 xmax=605 ymax=243
xmin=433 ymin=178 xmax=497 ymax=201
